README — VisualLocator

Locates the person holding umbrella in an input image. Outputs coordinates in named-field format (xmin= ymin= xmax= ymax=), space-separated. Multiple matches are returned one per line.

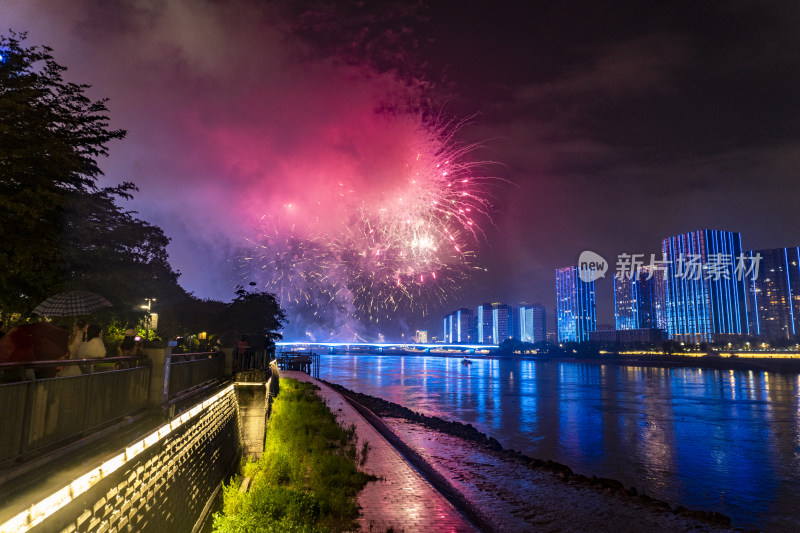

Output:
xmin=68 ymin=320 xmax=88 ymax=357
xmin=76 ymin=324 xmax=106 ymax=359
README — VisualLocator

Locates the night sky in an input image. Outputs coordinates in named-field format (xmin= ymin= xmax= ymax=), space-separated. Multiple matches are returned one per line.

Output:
xmin=6 ymin=0 xmax=800 ymax=337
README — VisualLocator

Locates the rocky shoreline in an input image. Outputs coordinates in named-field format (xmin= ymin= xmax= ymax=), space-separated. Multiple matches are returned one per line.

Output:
xmin=324 ymin=381 xmax=736 ymax=531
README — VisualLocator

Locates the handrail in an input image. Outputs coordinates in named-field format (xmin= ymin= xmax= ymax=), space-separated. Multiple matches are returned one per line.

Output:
xmin=168 ymin=351 xmax=220 ymax=362
xmin=0 ymin=356 xmax=150 ymax=370
xmin=167 ymin=351 xmax=225 ymax=400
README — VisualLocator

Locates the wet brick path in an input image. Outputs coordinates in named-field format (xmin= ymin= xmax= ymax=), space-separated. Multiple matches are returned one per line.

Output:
xmin=281 ymin=371 xmax=479 ymax=532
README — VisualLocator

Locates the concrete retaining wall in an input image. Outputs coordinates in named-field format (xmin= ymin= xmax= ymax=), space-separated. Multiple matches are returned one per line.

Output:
xmin=21 ymin=386 xmax=241 ymax=533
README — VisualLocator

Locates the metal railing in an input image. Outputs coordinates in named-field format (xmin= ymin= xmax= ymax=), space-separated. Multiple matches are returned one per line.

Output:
xmin=0 ymin=356 xmax=147 ymax=383
xmin=276 ymin=350 xmax=320 ymax=378
xmin=167 ymin=352 xmax=225 ymax=399
xmin=0 ymin=357 xmax=151 ymax=465
xmin=232 ymin=348 xmax=272 ymax=371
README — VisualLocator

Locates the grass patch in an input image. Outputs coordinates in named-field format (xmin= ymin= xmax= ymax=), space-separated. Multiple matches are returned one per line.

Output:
xmin=213 ymin=378 xmax=375 ymax=532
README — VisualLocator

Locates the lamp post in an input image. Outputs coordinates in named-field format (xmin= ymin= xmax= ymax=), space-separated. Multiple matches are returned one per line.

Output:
xmin=140 ymin=298 xmax=156 ymax=340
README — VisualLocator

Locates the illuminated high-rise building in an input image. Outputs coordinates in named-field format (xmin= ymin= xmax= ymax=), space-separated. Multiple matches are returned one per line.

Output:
xmin=476 ymin=303 xmax=514 ymax=344
xmin=519 ymin=303 xmax=547 ymax=343
xmin=532 ymin=304 xmax=547 ymax=343
xmin=614 ymin=265 xmax=661 ymax=330
xmin=556 ymin=266 xmax=596 ymax=342
xmin=662 ymin=229 xmax=749 ymax=342
xmin=519 ymin=304 xmax=533 ymax=342
xmin=614 ymin=274 xmax=638 ymax=330
xmin=496 ymin=303 xmax=515 ymax=342
xmin=650 ymin=266 xmax=669 ymax=331
xmin=748 ymin=247 xmax=800 ymax=342
xmin=443 ymin=308 xmax=474 ymax=344
xmin=476 ymin=303 xmax=492 ymax=344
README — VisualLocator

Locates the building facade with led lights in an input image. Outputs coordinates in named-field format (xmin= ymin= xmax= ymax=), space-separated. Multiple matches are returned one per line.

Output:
xmin=556 ymin=266 xmax=597 ymax=343
xmin=614 ymin=265 xmax=665 ymax=331
xmin=519 ymin=303 xmax=547 ymax=343
xmin=476 ymin=303 xmax=515 ymax=344
xmin=442 ymin=308 xmax=474 ymax=343
xmin=748 ymin=247 xmax=800 ymax=342
xmin=662 ymin=229 xmax=750 ymax=343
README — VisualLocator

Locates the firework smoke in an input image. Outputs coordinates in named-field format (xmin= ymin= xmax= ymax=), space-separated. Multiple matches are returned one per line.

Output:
xmin=239 ymin=113 xmax=494 ymax=340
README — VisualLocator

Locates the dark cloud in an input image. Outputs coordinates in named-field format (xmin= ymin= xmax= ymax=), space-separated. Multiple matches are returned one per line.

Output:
xmin=5 ymin=0 xmax=800 ymax=333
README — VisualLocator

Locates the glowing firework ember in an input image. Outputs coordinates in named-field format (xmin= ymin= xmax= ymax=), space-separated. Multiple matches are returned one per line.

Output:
xmin=239 ymin=113 xmax=494 ymax=339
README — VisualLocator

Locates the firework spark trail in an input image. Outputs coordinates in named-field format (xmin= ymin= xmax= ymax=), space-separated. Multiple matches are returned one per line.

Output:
xmin=239 ymin=114 xmax=496 ymax=337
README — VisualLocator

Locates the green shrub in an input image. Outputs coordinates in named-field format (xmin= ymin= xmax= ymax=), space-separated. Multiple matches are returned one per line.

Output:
xmin=213 ymin=379 xmax=374 ymax=532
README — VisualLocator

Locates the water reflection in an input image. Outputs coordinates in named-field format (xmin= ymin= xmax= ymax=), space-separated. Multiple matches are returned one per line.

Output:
xmin=320 ymin=355 xmax=800 ymax=530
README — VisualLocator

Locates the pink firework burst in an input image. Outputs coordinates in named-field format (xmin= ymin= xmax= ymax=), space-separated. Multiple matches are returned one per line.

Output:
xmin=239 ymin=112 xmax=497 ymax=330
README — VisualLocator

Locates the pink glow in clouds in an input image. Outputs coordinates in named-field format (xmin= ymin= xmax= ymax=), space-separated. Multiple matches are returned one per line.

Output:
xmin=3 ymin=0 xmax=495 ymax=338
xmin=239 ymin=113 xmax=495 ymax=340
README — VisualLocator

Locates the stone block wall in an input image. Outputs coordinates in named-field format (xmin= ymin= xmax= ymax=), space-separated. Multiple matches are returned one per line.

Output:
xmin=31 ymin=386 xmax=241 ymax=533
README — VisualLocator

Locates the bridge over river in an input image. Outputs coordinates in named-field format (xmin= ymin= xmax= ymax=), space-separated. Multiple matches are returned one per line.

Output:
xmin=276 ymin=341 xmax=499 ymax=355
xmin=0 ymin=347 xmax=280 ymax=533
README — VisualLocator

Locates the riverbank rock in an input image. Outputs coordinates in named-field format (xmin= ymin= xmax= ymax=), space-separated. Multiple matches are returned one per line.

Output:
xmin=325 ymin=380 xmax=734 ymax=530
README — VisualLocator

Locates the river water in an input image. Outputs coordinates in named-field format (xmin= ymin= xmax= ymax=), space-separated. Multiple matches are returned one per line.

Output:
xmin=318 ymin=355 xmax=800 ymax=531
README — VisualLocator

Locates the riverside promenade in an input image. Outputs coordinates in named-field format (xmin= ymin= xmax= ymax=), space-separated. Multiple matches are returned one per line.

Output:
xmin=281 ymin=371 xmax=478 ymax=533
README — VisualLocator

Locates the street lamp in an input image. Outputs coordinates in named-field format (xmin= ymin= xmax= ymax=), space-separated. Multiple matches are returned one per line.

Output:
xmin=140 ymin=298 xmax=156 ymax=340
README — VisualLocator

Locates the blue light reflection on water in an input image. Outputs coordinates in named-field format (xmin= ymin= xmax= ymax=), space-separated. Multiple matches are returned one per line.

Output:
xmin=319 ymin=355 xmax=800 ymax=530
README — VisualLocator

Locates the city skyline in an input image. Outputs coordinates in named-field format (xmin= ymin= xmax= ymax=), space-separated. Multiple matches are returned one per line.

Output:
xmin=437 ymin=227 xmax=799 ymax=345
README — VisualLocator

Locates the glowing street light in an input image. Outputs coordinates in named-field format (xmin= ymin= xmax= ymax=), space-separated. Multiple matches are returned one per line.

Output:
xmin=140 ymin=298 xmax=156 ymax=340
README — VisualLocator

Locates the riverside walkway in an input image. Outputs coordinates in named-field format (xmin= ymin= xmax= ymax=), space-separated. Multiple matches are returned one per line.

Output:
xmin=282 ymin=371 xmax=478 ymax=533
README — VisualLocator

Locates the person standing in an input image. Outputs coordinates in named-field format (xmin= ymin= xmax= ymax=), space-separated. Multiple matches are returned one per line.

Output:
xmin=237 ymin=334 xmax=250 ymax=369
xmin=76 ymin=324 xmax=106 ymax=359
xmin=68 ymin=320 xmax=88 ymax=357
xmin=117 ymin=328 xmax=143 ymax=357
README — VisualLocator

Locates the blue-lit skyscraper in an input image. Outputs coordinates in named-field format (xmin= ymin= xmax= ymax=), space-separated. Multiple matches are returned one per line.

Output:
xmin=519 ymin=303 xmax=547 ymax=343
xmin=476 ymin=303 xmax=514 ymax=344
xmin=662 ymin=229 xmax=749 ymax=343
xmin=556 ymin=267 xmax=596 ymax=342
xmin=614 ymin=265 xmax=660 ymax=330
xmin=748 ymin=247 xmax=800 ymax=342
xmin=495 ymin=303 xmax=515 ymax=342
xmin=443 ymin=308 xmax=474 ymax=343
xmin=531 ymin=304 xmax=547 ymax=343
xmin=650 ymin=266 xmax=669 ymax=331
xmin=614 ymin=274 xmax=638 ymax=330
xmin=519 ymin=304 xmax=534 ymax=342
xmin=477 ymin=304 xmax=491 ymax=344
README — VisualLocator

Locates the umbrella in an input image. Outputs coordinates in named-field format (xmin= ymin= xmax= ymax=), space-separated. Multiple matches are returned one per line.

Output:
xmin=33 ymin=290 xmax=113 ymax=317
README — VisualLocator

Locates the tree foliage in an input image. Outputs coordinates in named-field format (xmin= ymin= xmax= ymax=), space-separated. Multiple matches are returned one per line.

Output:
xmin=227 ymin=284 xmax=286 ymax=339
xmin=59 ymin=183 xmax=185 ymax=323
xmin=0 ymin=31 xmax=286 ymax=341
xmin=0 ymin=31 xmax=130 ymax=315
xmin=157 ymin=287 xmax=286 ymax=342
xmin=0 ymin=31 xmax=185 ymax=324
